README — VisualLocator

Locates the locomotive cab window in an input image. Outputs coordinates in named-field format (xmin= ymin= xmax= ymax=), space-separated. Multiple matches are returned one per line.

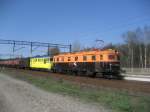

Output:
xmin=108 ymin=55 xmax=115 ymax=60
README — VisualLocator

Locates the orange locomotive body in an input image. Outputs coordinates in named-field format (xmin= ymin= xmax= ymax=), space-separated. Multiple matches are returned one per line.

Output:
xmin=53 ymin=49 xmax=122 ymax=79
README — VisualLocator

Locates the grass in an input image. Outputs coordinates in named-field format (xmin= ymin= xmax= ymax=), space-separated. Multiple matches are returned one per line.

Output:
xmin=3 ymin=71 xmax=150 ymax=112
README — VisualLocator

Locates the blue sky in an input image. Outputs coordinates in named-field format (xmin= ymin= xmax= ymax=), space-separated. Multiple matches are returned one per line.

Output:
xmin=0 ymin=0 xmax=150 ymax=48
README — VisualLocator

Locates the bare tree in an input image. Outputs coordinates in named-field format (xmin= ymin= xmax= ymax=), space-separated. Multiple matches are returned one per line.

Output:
xmin=135 ymin=28 xmax=144 ymax=68
xmin=120 ymin=26 xmax=150 ymax=69
xmin=48 ymin=47 xmax=60 ymax=56
xmin=144 ymin=26 xmax=150 ymax=68
xmin=122 ymin=31 xmax=139 ymax=71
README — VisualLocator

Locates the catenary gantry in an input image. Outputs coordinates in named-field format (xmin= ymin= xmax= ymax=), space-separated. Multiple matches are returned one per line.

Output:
xmin=0 ymin=39 xmax=72 ymax=57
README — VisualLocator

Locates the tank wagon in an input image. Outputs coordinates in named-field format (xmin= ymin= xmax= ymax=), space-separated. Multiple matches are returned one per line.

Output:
xmin=53 ymin=49 xmax=121 ymax=78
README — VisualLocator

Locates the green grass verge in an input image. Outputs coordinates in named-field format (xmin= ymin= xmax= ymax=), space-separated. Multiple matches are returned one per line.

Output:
xmin=3 ymin=71 xmax=150 ymax=112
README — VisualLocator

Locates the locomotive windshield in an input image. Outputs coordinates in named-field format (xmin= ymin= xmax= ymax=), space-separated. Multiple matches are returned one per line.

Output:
xmin=108 ymin=55 xmax=115 ymax=60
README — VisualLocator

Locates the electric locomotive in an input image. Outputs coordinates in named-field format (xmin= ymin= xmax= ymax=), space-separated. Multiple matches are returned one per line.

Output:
xmin=30 ymin=56 xmax=53 ymax=70
xmin=53 ymin=49 xmax=122 ymax=79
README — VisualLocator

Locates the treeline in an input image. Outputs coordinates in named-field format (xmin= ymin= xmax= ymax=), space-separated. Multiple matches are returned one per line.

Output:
xmin=104 ymin=26 xmax=150 ymax=68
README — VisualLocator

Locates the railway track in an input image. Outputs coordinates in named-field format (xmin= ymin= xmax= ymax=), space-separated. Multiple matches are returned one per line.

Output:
xmin=124 ymin=74 xmax=150 ymax=82
xmin=1 ymin=68 xmax=150 ymax=95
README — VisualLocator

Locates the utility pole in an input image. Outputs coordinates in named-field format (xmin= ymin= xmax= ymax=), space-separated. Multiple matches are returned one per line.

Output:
xmin=69 ymin=44 xmax=72 ymax=53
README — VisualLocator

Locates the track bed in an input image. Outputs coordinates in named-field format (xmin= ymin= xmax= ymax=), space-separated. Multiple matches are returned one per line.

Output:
xmin=2 ymin=68 xmax=150 ymax=95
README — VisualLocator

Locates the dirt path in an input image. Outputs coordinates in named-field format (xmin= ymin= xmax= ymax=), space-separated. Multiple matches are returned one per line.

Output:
xmin=0 ymin=73 xmax=109 ymax=112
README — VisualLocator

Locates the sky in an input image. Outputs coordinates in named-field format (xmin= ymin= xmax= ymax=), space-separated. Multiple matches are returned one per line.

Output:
xmin=0 ymin=0 xmax=150 ymax=56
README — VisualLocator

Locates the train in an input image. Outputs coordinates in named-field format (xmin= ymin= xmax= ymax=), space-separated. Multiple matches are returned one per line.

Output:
xmin=0 ymin=49 xmax=123 ymax=79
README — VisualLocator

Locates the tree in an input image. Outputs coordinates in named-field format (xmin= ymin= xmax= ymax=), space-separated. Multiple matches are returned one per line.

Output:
xmin=48 ymin=47 xmax=60 ymax=56
xmin=143 ymin=26 xmax=150 ymax=68
xmin=135 ymin=27 xmax=144 ymax=68
xmin=119 ymin=26 xmax=150 ymax=69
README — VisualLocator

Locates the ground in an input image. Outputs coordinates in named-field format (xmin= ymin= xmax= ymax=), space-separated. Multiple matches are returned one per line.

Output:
xmin=0 ymin=73 xmax=108 ymax=112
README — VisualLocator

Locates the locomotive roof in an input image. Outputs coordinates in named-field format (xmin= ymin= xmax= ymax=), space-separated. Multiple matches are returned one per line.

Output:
xmin=30 ymin=56 xmax=51 ymax=58
xmin=55 ymin=49 xmax=118 ymax=57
